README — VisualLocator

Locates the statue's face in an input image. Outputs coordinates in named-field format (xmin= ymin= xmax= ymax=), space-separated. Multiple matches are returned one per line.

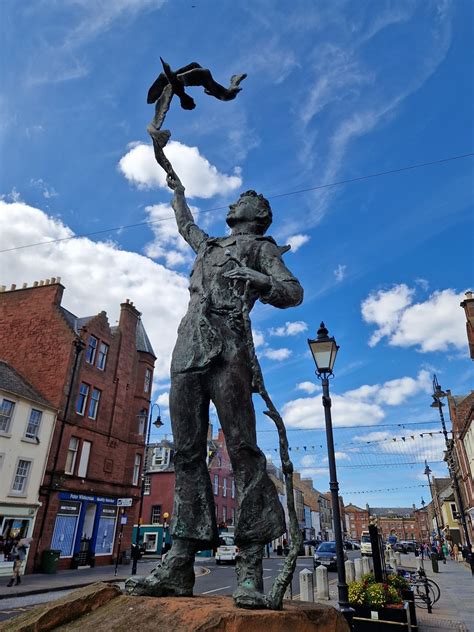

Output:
xmin=226 ymin=196 xmax=259 ymax=225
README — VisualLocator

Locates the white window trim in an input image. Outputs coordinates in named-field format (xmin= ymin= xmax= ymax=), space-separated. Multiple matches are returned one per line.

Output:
xmin=214 ymin=474 xmax=219 ymax=495
xmin=132 ymin=454 xmax=141 ymax=486
xmin=77 ymin=440 xmax=91 ymax=478
xmin=9 ymin=457 xmax=33 ymax=497
xmin=144 ymin=369 xmax=152 ymax=394
xmin=65 ymin=437 xmax=80 ymax=475
xmin=97 ymin=342 xmax=109 ymax=371
xmin=0 ymin=398 xmax=16 ymax=436
xmin=86 ymin=335 xmax=98 ymax=365
xmin=88 ymin=388 xmax=101 ymax=420
xmin=77 ymin=383 xmax=89 ymax=416
xmin=24 ymin=408 xmax=42 ymax=440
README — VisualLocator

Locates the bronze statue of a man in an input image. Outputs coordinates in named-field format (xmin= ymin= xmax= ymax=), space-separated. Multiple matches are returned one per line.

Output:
xmin=127 ymin=177 xmax=303 ymax=608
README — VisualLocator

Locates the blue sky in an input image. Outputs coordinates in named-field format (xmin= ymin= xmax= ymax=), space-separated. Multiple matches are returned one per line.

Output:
xmin=1 ymin=0 xmax=473 ymax=509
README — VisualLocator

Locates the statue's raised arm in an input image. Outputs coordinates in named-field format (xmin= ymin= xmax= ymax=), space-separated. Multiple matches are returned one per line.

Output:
xmin=166 ymin=174 xmax=208 ymax=254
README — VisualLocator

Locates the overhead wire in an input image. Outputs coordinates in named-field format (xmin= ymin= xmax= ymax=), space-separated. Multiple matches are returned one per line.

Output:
xmin=1 ymin=151 xmax=472 ymax=254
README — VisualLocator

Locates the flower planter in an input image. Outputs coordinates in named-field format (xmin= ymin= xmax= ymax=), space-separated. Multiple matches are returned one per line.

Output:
xmin=352 ymin=602 xmax=411 ymax=632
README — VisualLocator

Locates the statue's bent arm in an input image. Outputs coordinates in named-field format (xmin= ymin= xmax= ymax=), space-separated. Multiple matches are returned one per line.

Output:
xmin=258 ymin=241 xmax=304 ymax=309
xmin=171 ymin=190 xmax=209 ymax=254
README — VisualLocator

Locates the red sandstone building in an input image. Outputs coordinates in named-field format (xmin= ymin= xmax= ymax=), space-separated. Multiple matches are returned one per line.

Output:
xmin=0 ymin=279 xmax=155 ymax=572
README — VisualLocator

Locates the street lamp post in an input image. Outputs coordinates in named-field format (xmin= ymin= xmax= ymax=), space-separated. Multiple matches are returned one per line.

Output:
xmin=431 ymin=375 xmax=474 ymax=575
xmin=131 ymin=404 xmax=163 ymax=575
xmin=424 ymin=460 xmax=443 ymax=544
xmin=308 ymin=322 xmax=353 ymax=624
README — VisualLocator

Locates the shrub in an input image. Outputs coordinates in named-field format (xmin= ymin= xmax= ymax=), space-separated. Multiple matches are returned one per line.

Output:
xmin=367 ymin=583 xmax=386 ymax=608
xmin=348 ymin=577 xmax=405 ymax=609
xmin=387 ymin=573 xmax=410 ymax=592
xmin=348 ymin=580 xmax=367 ymax=607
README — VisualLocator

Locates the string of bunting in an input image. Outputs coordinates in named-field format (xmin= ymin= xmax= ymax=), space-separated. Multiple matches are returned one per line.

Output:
xmin=269 ymin=430 xmax=443 ymax=452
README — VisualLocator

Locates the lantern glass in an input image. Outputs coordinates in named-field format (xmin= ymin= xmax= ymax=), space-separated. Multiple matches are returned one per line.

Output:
xmin=308 ymin=337 xmax=338 ymax=374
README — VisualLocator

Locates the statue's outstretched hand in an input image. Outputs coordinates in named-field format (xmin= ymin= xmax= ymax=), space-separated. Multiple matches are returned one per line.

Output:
xmin=224 ymin=267 xmax=271 ymax=294
xmin=166 ymin=174 xmax=185 ymax=195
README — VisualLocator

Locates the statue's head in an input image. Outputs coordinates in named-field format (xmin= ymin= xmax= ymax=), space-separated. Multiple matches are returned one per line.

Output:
xmin=226 ymin=190 xmax=272 ymax=234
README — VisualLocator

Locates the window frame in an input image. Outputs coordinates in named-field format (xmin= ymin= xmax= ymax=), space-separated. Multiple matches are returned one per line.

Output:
xmin=222 ymin=477 xmax=227 ymax=498
xmin=231 ymin=478 xmax=235 ymax=499
xmin=151 ymin=505 xmax=161 ymax=525
xmin=132 ymin=453 xmax=142 ymax=486
xmin=88 ymin=388 xmax=101 ymax=420
xmin=77 ymin=440 xmax=91 ymax=478
xmin=213 ymin=474 xmax=219 ymax=496
xmin=144 ymin=475 xmax=151 ymax=495
xmin=97 ymin=341 xmax=109 ymax=371
xmin=65 ymin=437 xmax=80 ymax=475
xmin=76 ymin=383 xmax=89 ymax=416
xmin=0 ymin=398 xmax=16 ymax=435
xmin=10 ymin=458 xmax=32 ymax=496
xmin=144 ymin=368 xmax=152 ymax=394
xmin=25 ymin=408 xmax=42 ymax=440
xmin=86 ymin=335 xmax=98 ymax=365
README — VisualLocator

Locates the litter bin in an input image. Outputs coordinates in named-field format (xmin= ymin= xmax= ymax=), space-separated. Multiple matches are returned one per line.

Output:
xmin=41 ymin=549 xmax=61 ymax=574
xmin=276 ymin=545 xmax=283 ymax=556
xmin=430 ymin=552 xmax=439 ymax=573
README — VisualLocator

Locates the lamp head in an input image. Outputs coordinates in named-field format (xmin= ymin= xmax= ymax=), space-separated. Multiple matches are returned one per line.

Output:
xmin=307 ymin=322 xmax=339 ymax=376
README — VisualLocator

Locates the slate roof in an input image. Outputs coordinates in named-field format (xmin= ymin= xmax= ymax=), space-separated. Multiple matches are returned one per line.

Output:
xmin=59 ymin=308 xmax=156 ymax=358
xmin=432 ymin=478 xmax=452 ymax=495
xmin=370 ymin=507 xmax=414 ymax=518
xmin=0 ymin=360 xmax=54 ymax=409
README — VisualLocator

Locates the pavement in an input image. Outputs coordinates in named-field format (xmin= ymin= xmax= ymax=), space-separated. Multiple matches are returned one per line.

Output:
xmin=398 ymin=554 xmax=473 ymax=632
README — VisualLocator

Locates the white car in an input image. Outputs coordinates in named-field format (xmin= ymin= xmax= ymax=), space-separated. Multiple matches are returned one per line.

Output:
xmin=215 ymin=534 xmax=238 ymax=565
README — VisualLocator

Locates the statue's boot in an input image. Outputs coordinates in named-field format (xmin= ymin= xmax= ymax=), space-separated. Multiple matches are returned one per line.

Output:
xmin=233 ymin=543 xmax=268 ymax=609
xmin=125 ymin=539 xmax=195 ymax=597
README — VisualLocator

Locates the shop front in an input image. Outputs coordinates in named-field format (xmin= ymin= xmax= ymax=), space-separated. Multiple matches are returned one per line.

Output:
xmin=0 ymin=503 xmax=38 ymax=576
xmin=50 ymin=493 xmax=119 ymax=569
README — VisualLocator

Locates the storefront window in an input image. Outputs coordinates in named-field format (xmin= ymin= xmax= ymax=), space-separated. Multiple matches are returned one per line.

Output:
xmin=51 ymin=502 xmax=80 ymax=557
xmin=96 ymin=506 xmax=117 ymax=555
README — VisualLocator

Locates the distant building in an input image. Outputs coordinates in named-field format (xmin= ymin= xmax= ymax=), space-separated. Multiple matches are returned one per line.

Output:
xmin=344 ymin=504 xmax=369 ymax=540
xmin=0 ymin=361 xmax=57 ymax=577
xmin=0 ymin=279 xmax=156 ymax=572
xmin=368 ymin=506 xmax=422 ymax=542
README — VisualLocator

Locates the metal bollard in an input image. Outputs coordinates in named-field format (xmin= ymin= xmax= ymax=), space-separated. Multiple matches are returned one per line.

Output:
xmin=430 ymin=553 xmax=439 ymax=573
xmin=391 ymin=557 xmax=398 ymax=573
xmin=362 ymin=556 xmax=371 ymax=575
xmin=299 ymin=568 xmax=314 ymax=602
xmin=345 ymin=559 xmax=355 ymax=584
xmin=354 ymin=557 xmax=363 ymax=581
xmin=416 ymin=557 xmax=422 ymax=572
xmin=316 ymin=565 xmax=329 ymax=600
xmin=395 ymin=551 xmax=402 ymax=566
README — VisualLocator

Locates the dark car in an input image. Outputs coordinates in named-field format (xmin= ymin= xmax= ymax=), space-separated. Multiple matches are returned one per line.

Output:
xmin=313 ymin=541 xmax=348 ymax=571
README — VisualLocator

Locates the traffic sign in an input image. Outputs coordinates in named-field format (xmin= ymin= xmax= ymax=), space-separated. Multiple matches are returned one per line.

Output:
xmin=117 ymin=498 xmax=133 ymax=507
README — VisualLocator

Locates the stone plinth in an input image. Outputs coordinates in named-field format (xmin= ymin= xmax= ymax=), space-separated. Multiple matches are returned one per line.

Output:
xmin=2 ymin=583 xmax=350 ymax=632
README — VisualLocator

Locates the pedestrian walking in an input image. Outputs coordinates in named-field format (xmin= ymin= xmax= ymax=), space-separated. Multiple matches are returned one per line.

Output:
xmin=6 ymin=537 xmax=28 ymax=587
xmin=442 ymin=541 xmax=449 ymax=563
xmin=453 ymin=543 xmax=459 ymax=561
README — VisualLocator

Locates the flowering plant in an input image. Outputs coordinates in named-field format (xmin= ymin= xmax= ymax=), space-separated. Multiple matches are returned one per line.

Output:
xmin=387 ymin=573 xmax=410 ymax=592
xmin=348 ymin=576 xmax=404 ymax=609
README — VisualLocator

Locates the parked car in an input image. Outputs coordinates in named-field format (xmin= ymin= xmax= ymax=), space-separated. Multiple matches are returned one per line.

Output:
xmin=215 ymin=534 xmax=238 ymax=565
xmin=313 ymin=541 xmax=348 ymax=571
xmin=344 ymin=540 xmax=360 ymax=550
xmin=360 ymin=532 xmax=372 ymax=557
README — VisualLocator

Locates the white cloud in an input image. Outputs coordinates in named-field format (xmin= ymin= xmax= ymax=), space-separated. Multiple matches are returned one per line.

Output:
xmin=353 ymin=427 xmax=445 ymax=463
xmin=269 ymin=321 xmax=308 ymax=337
xmin=252 ymin=329 xmax=265 ymax=349
xmin=361 ymin=284 xmax=415 ymax=347
xmin=0 ymin=200 xmax=189 ymax=381
xmin=30 ymin=178 xmax=58 ymax=199
xmin=118 ymin=141 xmax=242 ymax=199
xmin=323 ymin=451 xmax=351 ymax=462
xmin=362 ymin=285 xmax=467 ymax=352
xmin=334 ymin=264 xmax=346 ymax=282
xmin=286 ymin=234 xmax=310 ymax=252
xmin=143 ymin=202 xmax=198 ymax=268
xmin=261 ymin=347 xmax=292 ymax=361
xmin=282 ymin=370 xmax=431 ymax=429
xmin=296 ymin=381 xmax=319 ymax=394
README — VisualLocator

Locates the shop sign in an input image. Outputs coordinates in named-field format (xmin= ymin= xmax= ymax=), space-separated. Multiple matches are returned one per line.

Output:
xmin=59 ymin=492 xmax=117 ymax=505
xmin=58 ymin=501 xmax=81 ymax=515
xmin=101 ymin=506 xmax=117 ymax=517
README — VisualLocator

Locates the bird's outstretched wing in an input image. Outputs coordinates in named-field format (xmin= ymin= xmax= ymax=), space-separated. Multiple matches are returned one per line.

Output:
xmin=147 ymin=62 xmax=203 ymax=104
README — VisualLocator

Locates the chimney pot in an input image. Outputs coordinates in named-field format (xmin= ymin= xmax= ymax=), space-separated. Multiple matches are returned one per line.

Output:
xmin=22 ymin=283 xmax=27 ymax=288
xmin=465 ymin=291 xmax=473 ymax=299
xmin=10 ymin=284 xmax=16 ymax=291
xmin=39 ymin=280 xmax=44 ymax=286
xmin=33 ymin=281 xmax=39 ymax=287
xmin=57 ymin=276 xmax=61 ymax=283
xmin=51 ymin=277 xmax=56 ymax=283
xmin=0 ymin=285 xmax=5 ymax=292
xmin=45 ymin=278 xmax=50 ymax=285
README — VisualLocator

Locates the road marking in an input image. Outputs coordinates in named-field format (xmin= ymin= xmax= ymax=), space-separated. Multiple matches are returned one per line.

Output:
xmin=201 ymin=585 xmax=232 ymax=594
xmin=263 ymin=575 xmax=272 ymax=579
xmin=263 ymin=568 xmax=273 ymax=571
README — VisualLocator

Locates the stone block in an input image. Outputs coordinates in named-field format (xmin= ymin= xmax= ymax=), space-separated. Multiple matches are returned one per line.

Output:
xmin=1 ymin=588 xmax=350 ymax=632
